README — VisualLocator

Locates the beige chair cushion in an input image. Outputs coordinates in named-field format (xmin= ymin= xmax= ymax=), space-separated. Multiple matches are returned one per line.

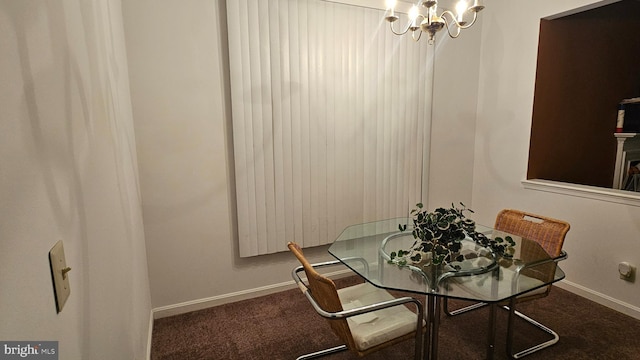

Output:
xmin=452 ymin=267 xmax=547 ymax=300
xmin=338 ymin=283 xmax=419 ymax=352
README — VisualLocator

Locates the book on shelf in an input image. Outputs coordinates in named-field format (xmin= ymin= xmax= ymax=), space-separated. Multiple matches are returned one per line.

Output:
xmin=617 ymin=97 xmax=640 ymax=133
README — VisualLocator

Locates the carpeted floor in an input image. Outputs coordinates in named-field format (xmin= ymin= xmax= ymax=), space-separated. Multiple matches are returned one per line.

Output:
xmin=151 ymin=277 xmax=640 ymax=360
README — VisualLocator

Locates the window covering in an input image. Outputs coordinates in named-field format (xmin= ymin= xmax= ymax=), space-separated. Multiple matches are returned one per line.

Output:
xmin=227 ymin=0 xmax=432 ymax=257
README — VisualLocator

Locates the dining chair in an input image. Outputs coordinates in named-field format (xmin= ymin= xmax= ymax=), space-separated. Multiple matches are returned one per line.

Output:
xmin=287 ymin=242 xmax=424 ymax=360
xmin=444 ymin=209 xmax=570 ymax=359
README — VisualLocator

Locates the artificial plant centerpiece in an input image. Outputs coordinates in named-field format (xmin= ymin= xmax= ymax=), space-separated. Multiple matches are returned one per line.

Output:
xmin=388 ymin=203 xmax=515 ymax=271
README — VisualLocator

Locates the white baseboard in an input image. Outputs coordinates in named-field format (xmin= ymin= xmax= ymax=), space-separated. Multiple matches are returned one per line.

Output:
xmin=151 ymin=273 xmax=640 ymax=322
xmin=555 ymin=280 xmax=640 ymax=320
xmin=152 ymin=269 xmax=353 ymax=319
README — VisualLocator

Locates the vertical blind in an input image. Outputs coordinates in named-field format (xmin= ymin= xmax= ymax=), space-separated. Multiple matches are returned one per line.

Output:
xmin=227 ymin=0 xmax=432 ymax=257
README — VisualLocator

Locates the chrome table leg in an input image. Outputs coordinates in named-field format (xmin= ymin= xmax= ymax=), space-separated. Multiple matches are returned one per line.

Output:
xmin=486 ymin=303 xmax=497 ymax=360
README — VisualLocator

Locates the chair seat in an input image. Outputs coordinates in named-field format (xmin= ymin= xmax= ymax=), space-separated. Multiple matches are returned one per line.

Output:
xmin=338 ymin=283 xmax=420 ymax=352
xmin=452 ymin=267 xmax=547 ymax=301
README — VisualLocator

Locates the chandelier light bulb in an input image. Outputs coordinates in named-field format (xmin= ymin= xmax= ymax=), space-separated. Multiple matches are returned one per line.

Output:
xmin=385 ymin=0 xmax=399 ymax=22
xmin=409 ymin=5 xmax=419 ymax=21
xmin=385 ymin=0 xmax=397 ymax=10
xmin=456 ymin=0 xmax=468 ymax=23
xmin=409 ymin=5 xmax=420 ymax=28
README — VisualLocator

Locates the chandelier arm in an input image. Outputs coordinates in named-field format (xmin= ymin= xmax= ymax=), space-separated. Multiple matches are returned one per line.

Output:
xmin=440 ymin=15 xmax=462 ymax=39
xmin=458 ymin=11 xmax=479 ymax=29
xmin=439 ymin=10 xmax=461 ymax=28
xmin=389 ymin=14 xmax=425 ymax=35
xmin=439 ymin=9 xmax=479 ymax=30
xmin=389 ymin=14 xmax=426 ymax=36
xmin=389 ymin=21 xmax=411 ymax=36
xmin=411 ymin=30 xmax=423 ymax=42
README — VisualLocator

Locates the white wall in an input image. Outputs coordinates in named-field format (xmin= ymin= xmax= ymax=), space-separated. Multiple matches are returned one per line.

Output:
xmin=471 ymin=0 xmax=640 ymax=317
xmin=0 ymin=1 xmax=152 ymax=358
xmin=428 ymin=16 xmax=483 ymax=209
xmin=122 ymin=0 xmax=338 ymax=314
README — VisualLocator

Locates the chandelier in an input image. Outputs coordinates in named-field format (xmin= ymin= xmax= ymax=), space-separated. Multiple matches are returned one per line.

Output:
xmin=384 ymin=0 xmax=484 ymax=43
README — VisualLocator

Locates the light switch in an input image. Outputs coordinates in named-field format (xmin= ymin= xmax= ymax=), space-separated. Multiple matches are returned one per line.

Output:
xmin=49 ymin=240 xmax=71 ymax=313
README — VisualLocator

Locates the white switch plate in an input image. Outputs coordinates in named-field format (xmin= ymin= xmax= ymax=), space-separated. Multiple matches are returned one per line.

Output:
xmin=49 ymin=240 xmax=70 ymax=313
xmin=619 ymin=262 xmax=636 ymax=282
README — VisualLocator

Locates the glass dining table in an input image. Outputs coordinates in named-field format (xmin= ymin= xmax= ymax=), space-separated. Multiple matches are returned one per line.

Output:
xmin=328 ymin=218 xmax=567 ymax=360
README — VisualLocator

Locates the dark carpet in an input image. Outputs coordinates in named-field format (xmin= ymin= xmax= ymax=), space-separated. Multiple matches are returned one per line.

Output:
xmin=151 ymin=277 xmax=640 ymax=360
